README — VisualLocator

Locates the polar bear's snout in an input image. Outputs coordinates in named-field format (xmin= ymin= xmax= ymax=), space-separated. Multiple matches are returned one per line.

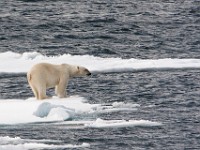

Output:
xmin=87 ymin=72 xmax=91 ymax=76
xmin=86 ymin=70 xmax=91 ymax=76
xmin=81 ymin=68 xmax=91 ymax=76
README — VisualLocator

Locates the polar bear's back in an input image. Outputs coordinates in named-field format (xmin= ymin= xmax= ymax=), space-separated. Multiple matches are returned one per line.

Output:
xmin=28 ymin=63 xmax=60 ymax=77
xmin=30 ymin=63 xmax=60 ymax=74
xmin=27 ymin=63 xmax=62 ymax=88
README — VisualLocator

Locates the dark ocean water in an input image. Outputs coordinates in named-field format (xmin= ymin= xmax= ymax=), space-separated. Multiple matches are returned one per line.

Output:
xmin=0 ymin=0 xmax=200 ymax=149
xmin=0 ymin=0 xmax=200 ymax=59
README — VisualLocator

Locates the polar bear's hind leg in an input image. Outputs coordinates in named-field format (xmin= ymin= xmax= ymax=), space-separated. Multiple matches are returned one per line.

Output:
xmin=30 ymin=84 xmax=39 ymax=99
xmin=27 ymin=73 xmax=39 ymax=99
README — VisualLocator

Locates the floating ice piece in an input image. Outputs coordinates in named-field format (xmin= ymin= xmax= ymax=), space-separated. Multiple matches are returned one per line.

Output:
xmin=94 ymin=102 xmax=140 ymax=113
xmin=85 ymin=118 xmax=162 ymax=128
xmin=0 ymin=136 xmax=90 ymax=150
xmin=112 ymin=102 xmax=140 ymax=108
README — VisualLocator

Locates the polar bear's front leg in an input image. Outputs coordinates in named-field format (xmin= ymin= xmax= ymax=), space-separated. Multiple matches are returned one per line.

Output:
xmin=55 ymin=85 xmax=66 ymax=98
xmin=55 ymin=77 xmax=68 ymax=98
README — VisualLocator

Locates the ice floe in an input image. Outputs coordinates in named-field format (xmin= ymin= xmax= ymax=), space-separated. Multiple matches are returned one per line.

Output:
xmin=0 ymin=51 xmax=200 ymax=73
xmin=0 ymin=96 xmax=140 ymax=125
xmin=85 ymin=118 xmax=162 ymax=128
xmin=0 ymin=136 xmax=90 ymax=150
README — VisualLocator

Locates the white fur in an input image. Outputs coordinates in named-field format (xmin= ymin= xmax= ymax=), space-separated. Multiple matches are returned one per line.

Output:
xmin=27 ymin=63 xmax=91 ymax=100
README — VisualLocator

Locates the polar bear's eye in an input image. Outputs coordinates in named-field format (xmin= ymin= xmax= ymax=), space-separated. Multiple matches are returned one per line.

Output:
xmin=77 ymin=66 xmax=79 ymax=70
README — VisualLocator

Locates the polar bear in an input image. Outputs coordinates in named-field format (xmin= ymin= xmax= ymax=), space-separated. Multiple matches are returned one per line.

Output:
xmin=27 ymin=63 xmax=91 ymax=100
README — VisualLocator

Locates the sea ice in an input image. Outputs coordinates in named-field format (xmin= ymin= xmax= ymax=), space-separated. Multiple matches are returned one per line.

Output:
xmin=85 ymin=118 xmax=162 ymax=128
xmin=0 ymin=136 xmax=90 ymax=150
xmin=1 ymin=51 xmax=200 ymax=73
xmin=0 ymin=96 xmax=141 ymax=125
xmin=0 ymin=96 xmax=96 ymax=124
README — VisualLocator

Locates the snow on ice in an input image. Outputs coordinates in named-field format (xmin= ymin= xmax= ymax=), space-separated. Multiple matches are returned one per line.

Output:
xmin=0 ymin=51 xmax=200 ymax=73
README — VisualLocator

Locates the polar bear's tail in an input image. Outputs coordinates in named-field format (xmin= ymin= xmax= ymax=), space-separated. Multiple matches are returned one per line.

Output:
xmin=27 ymin=72 xmax=32 ymax=81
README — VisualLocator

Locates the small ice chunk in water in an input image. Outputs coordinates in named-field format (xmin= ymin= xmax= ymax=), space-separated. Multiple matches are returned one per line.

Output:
xmin=85 ymin=118 xmax=162 ymax=128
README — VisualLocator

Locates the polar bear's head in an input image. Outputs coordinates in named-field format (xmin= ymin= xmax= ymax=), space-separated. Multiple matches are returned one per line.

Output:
xmin=76 ymin=66 xmax=91 ymax=76
xmin=69 ymin=65 xmax=91 ymax=77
